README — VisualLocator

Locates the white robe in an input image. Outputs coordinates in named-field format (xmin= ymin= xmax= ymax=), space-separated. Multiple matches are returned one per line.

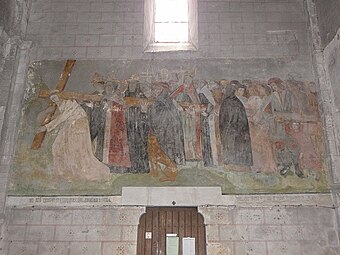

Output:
xmin=45 ymin=99 xmax=111 ymax=181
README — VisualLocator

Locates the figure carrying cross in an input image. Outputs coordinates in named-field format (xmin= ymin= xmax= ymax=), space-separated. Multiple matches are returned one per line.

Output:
xmin=32 ymin=60 xmax=111 ymax=182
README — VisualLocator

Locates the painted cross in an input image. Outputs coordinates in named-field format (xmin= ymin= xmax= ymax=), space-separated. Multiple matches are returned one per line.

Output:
xmin=31 ymin=59 xmax=76 ymax=149
xmin=31 ymin=69 xmax=154 ymax=150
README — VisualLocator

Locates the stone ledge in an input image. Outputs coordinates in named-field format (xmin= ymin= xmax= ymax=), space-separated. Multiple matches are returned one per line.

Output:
xmin=6 ymin=187 xmax=334 ymax=208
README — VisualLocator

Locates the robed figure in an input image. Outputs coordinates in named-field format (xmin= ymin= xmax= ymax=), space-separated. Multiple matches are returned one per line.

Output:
xmin=148 ymin=82 xmax=185 ymax=181
xmin=125 ymin=83 xmax=150 ymax=173
xmin=198 ymin=92 xmax=214 ymax=166
xmin=103 ymin=81 xmax=131 ymax=172
xmin=219 ymin=84 xmax=253 ymax=166
xmin=170 ymin=75 xmax=202 ymax=161
xmin=41 ymin=94 xmax=111 ymax=181
xmin=149 ymin=84 xmax=186 ymax=165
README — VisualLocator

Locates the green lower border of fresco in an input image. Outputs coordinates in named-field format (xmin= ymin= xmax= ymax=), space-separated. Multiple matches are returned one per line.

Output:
xmin=8 ymin=166 xmax=330 ymax=196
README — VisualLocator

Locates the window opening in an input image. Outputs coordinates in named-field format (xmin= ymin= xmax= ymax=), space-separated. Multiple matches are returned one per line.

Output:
xmin=144 ymin=0 xmax=198 ymax=52
xmin=154 ymin=0 xmax=189 ymax=43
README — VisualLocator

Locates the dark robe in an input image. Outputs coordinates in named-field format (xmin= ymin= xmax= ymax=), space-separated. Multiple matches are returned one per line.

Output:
xmin=149 ymin=90 xmax=185 ymax=165
xmin=81 ymin=101 xmax=106 ymax=162
xmin=125 ymin=84 xmax=150 ymax=173
xmin=219 ymin=93 xmax=253 ymax=166
xmin=199 ymin=93 xmax=214 ymax=166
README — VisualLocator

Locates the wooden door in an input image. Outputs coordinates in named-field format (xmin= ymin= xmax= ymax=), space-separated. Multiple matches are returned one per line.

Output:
xmin=137 ymin=207 xmax=206 ymax=255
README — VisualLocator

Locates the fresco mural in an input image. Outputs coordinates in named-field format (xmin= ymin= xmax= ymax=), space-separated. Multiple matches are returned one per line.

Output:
xmin=9 ymin=60 xmax=329 ymax=195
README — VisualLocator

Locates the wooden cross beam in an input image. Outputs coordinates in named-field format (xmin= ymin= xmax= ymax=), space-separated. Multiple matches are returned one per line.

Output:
xmin=31 ymin=59 xmax=76 ymax=150
xmin=38 ymin=89 xmax=155 ymax=107
xmin=38 ymin=89 xmax=103 ymax=102
xmin=31 ymin=60 xmax=155 ymax=149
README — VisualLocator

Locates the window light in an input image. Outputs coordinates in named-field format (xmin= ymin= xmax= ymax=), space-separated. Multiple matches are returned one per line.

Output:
xmin=144 ymin=0 xmax=198 ymax=52
xmin=155 ymin=0 xmax=189 ymax=43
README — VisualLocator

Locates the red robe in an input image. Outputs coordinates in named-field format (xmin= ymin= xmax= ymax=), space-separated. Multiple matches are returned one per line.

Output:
xmin=108 ymin=102 xmax=131 ymax=167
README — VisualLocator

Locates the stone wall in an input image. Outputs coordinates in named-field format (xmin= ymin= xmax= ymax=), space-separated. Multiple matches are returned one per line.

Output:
xmin=0 ymin=106 xmax=4 ymax=140
xmin=315 ymin=0 xmax=340 ymax=48
xmin=0 ymin=42 xmax=31 ymax=223
xmin=201 ymin=206 xmax=339 ymax=255
xmin=316 ymin=27 xmax=340 ymax=239
xmin=26 ymin=0 xmax=310 ymax=61
xmin=322 ymin=29 xmax=340 ymax=185
xmin=306 ymin=0 xmax=340 ymax=242
xmin=0 ymin=0 xmax=30 ymax=36
xmin=0 ymin=0 xmax=31 ymax=157
xmin=3 ymin=207 xmax=145 ymax=255
xmin=2 ymin=205 xmax=339 ymax=255
xmin=0 ymin=0 xmax=4 ymax=27
xmin=0 ymin=0 xmax=13 ymax=32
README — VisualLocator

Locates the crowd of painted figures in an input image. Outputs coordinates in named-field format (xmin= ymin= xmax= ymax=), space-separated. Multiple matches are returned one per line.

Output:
xmin=40 ymin=70 xmax=323 ymax=182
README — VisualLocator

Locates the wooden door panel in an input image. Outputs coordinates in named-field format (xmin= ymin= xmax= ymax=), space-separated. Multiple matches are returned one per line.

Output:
xmin=152 ymin=210 xmax=159 ymax=255
xmin=137 ymin=207 xmax=206 ymax=255
xmin=166 ymin=211 xmax=173 ymax=233
xmin=159 ymin=210 xmax=166 ymax=255
xmin=145 ymin=211 xmax=153 ymax=254
xmin=179 ymin=210 xmax=186 ymax=254
xmin=185 ymin=210 xmax=192 ymax=237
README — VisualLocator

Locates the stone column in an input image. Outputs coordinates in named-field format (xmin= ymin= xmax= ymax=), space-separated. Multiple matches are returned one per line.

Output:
xmin=306 ymin=0 xmax=340 ymax=238
xmin=0 ymin=40 xmax=32 ymax=219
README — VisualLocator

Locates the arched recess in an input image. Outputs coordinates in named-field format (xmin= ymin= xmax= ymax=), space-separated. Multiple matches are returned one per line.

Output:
xmin=137 ymin=207 xmax=206 ymax=255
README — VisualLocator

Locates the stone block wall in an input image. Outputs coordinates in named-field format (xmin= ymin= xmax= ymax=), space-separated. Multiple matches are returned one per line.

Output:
xmin=0 ymin=58 xmax=15 ymax=108
xmin=0 ymin=27 xmax=10 ymax=107
xmin=0 ymin=0 xmax=14 ymax=32
xmin=0 ymin=105 xmax=4 ymax=157
xmin=306 ymin=0 xmax=340 ymax=236
xmin=322 ymin=30 xmax=340 ymax=185
xmin=3 ymin=207 xmax=145 ymax=255
xmin=0 ymin=42 xmax=31 ymax=219
xmin=26 ymin=0 xmax=309 ymax=60
xmin=2 ymin=205 xmax=339 ymax=255
xmin=200 ymin=206 xmax=340 ymax=255
xmin=315 ymin=0 xmax=340 ymax=48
